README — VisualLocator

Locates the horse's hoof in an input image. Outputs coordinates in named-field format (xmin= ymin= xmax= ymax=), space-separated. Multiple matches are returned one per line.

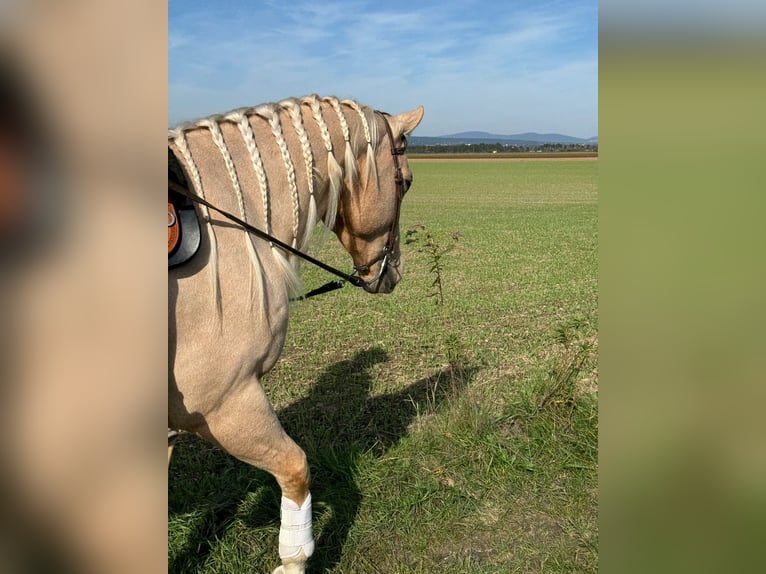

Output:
xmin=272 ymin=564 xmax=305 ymax=574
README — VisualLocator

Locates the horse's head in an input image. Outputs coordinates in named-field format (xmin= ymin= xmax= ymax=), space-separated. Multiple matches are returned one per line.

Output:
xmin=334 ymin=105 xmax=424 ymax=293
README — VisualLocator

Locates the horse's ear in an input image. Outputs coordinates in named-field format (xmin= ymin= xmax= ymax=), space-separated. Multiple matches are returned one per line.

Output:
xmin=390 ymin=106 xmax=424 ymax=138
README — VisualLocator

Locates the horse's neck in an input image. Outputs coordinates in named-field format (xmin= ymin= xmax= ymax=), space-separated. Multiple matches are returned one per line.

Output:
xmin=169 ymin=98 xmax=377 ymax=308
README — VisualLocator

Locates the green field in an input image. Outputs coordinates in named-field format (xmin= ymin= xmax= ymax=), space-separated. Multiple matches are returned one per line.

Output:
xmin=169 ymin=158 xmax=598 ymax=573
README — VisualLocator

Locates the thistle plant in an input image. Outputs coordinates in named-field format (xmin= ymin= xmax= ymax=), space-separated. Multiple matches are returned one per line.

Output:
xmin=406 ymin=224 xmax=463 ymax=399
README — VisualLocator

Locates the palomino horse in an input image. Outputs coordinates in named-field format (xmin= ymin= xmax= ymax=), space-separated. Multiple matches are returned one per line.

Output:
xmin=168 ymin=95 xmax=423 ymax=574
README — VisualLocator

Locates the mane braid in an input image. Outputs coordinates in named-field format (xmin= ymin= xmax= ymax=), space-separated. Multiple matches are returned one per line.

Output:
xmin=323 ymin=96 xmax=358 ymax=191
xmin=280 ymin=98 xmax=317 ymax=252
xmin=259 ymin=107 xmax=299 ymax=250
xmin=252 ymin=104 xmax=303 ymax=298
xmin=301 ymin=95 xmax=342 ymax=230
xmin=168 ymin=127 xmax=222 ymax=320
xmin=342 ymin=99 xmax=379 ymax=191
xmin=231 ymin=109 xmax=273 ymax=237
xmin=198 ymin=116 xmax=267 ymax=319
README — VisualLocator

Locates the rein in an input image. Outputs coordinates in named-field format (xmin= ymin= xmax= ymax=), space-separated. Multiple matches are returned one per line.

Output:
xmin=169 ymin=111 xmax=406 ymax=297
xmin=169 ymin=180 xmax=363 ymax=288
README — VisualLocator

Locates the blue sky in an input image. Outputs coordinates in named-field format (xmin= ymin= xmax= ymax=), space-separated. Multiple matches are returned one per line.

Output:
xmin=169 ymin=0 xmax=597 ymax=138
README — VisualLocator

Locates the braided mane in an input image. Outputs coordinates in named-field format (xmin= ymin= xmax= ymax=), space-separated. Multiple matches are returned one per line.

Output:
xmin=168 ymin=95 xmax=381 ymax=314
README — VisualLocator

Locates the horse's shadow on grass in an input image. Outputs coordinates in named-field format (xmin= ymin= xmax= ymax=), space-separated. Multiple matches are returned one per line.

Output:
xmin=169 ymin=347 xmax=475 ymax=573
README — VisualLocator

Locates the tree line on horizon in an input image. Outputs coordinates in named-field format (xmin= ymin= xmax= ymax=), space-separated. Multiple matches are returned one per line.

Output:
xmin=407 ymin=142 xmax=598 ymax=154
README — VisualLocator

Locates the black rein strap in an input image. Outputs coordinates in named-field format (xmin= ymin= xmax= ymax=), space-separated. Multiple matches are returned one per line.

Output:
xmin=168 ymin=180 xmax=365 ymax=289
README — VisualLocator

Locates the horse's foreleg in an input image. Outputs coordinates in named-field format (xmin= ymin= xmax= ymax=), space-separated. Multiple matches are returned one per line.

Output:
xmin=191 ymin=378 xmax=314 ymax=574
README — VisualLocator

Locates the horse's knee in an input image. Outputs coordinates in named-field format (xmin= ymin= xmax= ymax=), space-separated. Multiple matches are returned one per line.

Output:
xmin=279 ymin=448 xmax=310 ymax=504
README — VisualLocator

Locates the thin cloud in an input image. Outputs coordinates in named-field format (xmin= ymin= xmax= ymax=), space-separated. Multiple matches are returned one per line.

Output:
xmin=168 ymin=1 xmax=597 ymax=137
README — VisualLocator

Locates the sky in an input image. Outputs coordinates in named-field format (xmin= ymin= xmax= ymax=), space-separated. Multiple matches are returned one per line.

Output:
xmin=169 ymin=0 xmax=598 ymax=138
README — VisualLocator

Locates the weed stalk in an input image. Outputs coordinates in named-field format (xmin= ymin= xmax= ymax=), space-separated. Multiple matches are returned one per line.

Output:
xmin=538 ymin=317 xmax=596 ymax=427
xmin=406 ymin=224 xmax=463 ymax=403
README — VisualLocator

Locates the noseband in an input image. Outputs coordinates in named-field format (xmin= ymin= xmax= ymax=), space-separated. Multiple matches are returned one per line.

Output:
xmin=351 ymin=112 xmax=407 ymax=288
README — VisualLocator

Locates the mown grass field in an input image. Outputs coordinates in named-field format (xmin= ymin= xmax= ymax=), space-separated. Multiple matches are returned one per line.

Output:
xmin=169 ymin=158 xmax=598 ymax=573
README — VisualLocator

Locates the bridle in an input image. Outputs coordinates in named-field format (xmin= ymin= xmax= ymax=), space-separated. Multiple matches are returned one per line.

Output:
xmin=349 ymin=112 xmax=408 ymax=288
xmin=169 ymin=111 xmax=408 ymax=296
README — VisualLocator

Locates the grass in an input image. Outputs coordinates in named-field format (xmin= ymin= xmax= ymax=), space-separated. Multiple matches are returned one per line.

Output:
xmin=169 ymin=158 xmax=598 ymax=573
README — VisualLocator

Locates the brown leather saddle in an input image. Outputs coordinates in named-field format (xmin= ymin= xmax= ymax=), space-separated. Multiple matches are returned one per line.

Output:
xmin=168 ymin=147 xmax=200 ymax=268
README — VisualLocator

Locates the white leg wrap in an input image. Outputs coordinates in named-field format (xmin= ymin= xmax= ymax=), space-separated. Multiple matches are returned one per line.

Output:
xmin=278 ymin=493 xmax=315 ymax=561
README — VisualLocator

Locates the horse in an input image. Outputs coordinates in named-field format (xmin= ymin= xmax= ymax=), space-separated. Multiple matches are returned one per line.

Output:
xmin=168 ymin=95 xmax=423 ymax=574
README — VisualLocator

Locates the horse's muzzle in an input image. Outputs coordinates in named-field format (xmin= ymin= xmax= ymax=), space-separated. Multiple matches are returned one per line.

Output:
xmin=362 ymin=257 xmax=401 ymax=294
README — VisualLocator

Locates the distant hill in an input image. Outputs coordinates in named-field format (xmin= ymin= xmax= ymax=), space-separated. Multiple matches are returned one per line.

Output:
xmin=410 ymin=131 xmax=597 ymax=146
